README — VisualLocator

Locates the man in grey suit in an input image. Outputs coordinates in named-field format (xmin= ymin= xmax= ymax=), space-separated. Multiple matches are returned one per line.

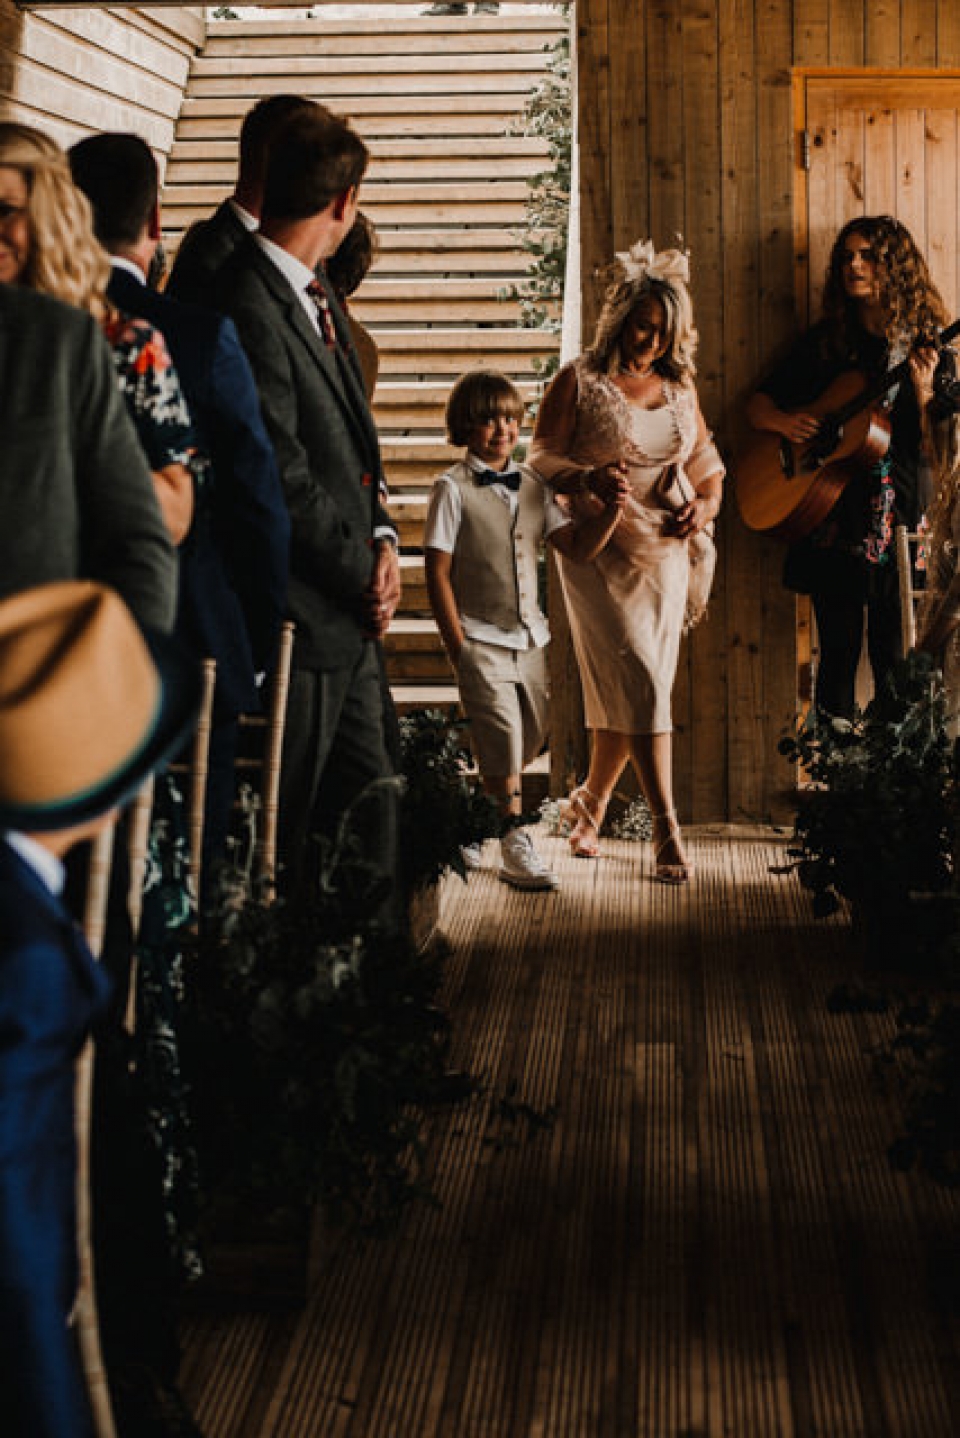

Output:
xmin=166 ymin=93 xmax=320 ymax=307
xmin=0 ymin=283 xmax=176 ymax=633
xmin=214 ymin=106 xmax=401 ymax=897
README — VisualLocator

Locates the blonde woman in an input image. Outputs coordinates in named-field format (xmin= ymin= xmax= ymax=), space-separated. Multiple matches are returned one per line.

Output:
xmin=0 ymin=122 xmax=193 ymax=542
xmin=529 ymin=240 xmax=724 ymax=882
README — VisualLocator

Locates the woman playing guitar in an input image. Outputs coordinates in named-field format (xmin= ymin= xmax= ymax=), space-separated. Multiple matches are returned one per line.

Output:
xmin=745 ymin=215 xmax=944 ymax=719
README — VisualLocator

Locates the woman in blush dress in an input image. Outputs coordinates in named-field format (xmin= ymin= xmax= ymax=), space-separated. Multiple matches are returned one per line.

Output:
xmin=529 ymin=240 xmax=725 ymax=882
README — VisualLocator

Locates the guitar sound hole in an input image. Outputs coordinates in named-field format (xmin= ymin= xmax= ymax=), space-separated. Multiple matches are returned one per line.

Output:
xmin=778 ymin=440 xmax=796 ymax=481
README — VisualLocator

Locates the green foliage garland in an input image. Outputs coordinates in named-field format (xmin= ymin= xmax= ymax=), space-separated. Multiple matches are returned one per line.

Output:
xmin=501 ymin=4 xmax=572 ymax=394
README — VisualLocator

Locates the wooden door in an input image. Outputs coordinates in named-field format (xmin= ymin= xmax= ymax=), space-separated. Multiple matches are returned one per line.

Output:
xmin=798 ymin=72 xmax=960 ymax=328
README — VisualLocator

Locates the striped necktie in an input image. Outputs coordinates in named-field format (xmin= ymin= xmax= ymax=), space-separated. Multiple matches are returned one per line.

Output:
xmin=305 ymin=278 xmax=339 ymax=349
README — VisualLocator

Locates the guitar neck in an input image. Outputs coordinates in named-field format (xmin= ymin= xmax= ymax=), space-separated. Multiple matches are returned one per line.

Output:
xmin=830 ymin=318 xmax=960 ymax=427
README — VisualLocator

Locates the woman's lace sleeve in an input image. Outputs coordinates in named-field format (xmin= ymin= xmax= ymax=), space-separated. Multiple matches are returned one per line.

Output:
xmin=528 ymin=362 xmax=594 ymax=492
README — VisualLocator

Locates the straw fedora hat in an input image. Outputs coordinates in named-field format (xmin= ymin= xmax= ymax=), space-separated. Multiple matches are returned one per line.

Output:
xmin=0 ymin=581 xmax=201 ymax=832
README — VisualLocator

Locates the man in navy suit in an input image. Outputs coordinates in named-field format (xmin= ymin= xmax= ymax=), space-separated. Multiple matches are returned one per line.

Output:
xmin=70 ymin=132 xmax=291 ymax=887
xmin=0 ymin=581 xmax=201 ymax=1438
xmin=213 ymin=107 xmax=401 ymax=898
xmin=166 ymin=94 xmax=320 ymax=307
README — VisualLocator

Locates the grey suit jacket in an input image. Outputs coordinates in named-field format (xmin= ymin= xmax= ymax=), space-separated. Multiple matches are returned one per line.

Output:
xmin=166 ymin=200 xmax=249 ymax=307
xmin=0 ymin=286 xmax=177 ymax=633
xmin=214 ymin=236 xmax=391 ymax=671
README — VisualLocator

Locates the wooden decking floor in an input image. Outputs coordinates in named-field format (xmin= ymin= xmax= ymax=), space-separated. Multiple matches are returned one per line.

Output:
xmin=181 ymin=825 xmax=960 ymax=1437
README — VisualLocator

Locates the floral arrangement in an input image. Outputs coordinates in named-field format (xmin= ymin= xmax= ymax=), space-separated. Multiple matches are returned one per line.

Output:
xmin=539 ymin=790 xmax=653 ymax=841
xmin=182 ymin=862 xmax=464 ymax=1233
xmin=180 ymin=708 xmax=500 ymax=1235
xmin=777 ymin=651 xmax=955 ymax=956
xmin=779 ymin=651 xmax=960 ymax=1190
xmin=398 ymin=707 xmax=500 ymax=892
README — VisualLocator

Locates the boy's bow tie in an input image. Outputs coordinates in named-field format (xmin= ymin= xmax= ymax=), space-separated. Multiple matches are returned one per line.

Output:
xmin=477 ymin=467 xmax=521 ymax=492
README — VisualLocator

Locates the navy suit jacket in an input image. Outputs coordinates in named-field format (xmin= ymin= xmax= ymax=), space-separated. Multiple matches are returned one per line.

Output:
xmin=165 ymin=199 xmax=248 ymax=309
xmin=0 ymin=840 xmax=111 ymax=1438
xmin=214 ymin=237 xmax=391 ymax=672
xmin=108 ymin=265 xmax=290 ymax=713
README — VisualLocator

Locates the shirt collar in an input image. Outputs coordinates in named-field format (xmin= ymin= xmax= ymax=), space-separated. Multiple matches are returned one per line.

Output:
xmin=466 ymin=454 xmax=520 ymax=482
xmin=3 ymin=831 xmax=66 ymax=896
xmin=110 ymin=256 xmax=146 ymax=285
xmin=228 ymin=197 xmax=259 ymax=232
xmin=254 ymin=233 xmax=317 ymax=298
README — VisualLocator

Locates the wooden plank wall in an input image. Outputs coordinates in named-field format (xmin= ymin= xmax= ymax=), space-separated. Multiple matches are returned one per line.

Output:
xmin=0 ymin=4 xmax=204 ymax=160
xmin=573 ymin=0 xmax=960 ymax=824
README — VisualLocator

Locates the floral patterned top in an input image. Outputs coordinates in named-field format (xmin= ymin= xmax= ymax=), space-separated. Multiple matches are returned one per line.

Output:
xmin=101 ymin=312 xmax=206 ymax=1279
xmin=103 ymin=311 xmax=197 ymax=474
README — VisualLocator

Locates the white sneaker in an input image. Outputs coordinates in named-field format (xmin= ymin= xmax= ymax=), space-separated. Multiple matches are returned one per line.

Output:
xmin=460 ymin=842 xmax=483 ymax=871
xmin=499 ymin=828 xmax=560 ymax=891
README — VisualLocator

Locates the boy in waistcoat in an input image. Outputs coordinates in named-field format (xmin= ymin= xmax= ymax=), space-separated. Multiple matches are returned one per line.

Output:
xmin=425 ymin=369 xmax=627 ymax=890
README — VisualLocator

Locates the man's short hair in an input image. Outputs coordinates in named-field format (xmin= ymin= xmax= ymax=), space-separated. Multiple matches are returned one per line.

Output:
xmin=445 ymin=369 xmax=525 ymax=448
xmin=261 ymin=108 xmax=369 ymax=223
xmin=238 ymin=94 xmax=320 ymax=184
xmin=69 ymin=132 xmax=157 ymax=252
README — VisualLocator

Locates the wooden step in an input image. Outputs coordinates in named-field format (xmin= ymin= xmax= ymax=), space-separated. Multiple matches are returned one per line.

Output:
xmin=165 ymin=133 xmax=546 ymax=164
xmin=390 ymin=492 xmax=430 ymax=548
xmin=354 ymin=285 xmax=524 ymax=325
xmin=175 ymin=95 xmax=524 ymax=140
xmin=370 ymin=229 xmax=535 ymax=275
xmin=189 ymin=52 xmax=550 ymax=81
xmin=203 ymin=18 xmax=564 ymax=59
xmin=187 ymin=72 xmax=541 ymax=101
xmin=167 ymin=154 xmax=543 ymax=186
xmin=399 ymin=553 xmax=430 ymax=613
xmin=391 ymin=683 xmax=462 ymax=718
xmin=160 ymin=226 xmax=533 ymax=278
xmin=163 ymin=194 xmax=528 ymax=234
xmin=373 ymin=329 xmax=559 ymax=378
xmin=163 ymin=178 xmax=529 ymax=203
xmin=382 ymin=438 xmax=457 ymax=489
xmin=383 ymin=618 xmax=453 ymax=681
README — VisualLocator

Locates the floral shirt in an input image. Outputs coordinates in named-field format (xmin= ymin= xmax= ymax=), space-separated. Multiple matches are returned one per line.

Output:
xmin=103 ymin=311 xmax=198 ymax=475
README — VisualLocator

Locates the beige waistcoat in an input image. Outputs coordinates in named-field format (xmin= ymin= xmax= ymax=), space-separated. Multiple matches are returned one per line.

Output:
xmin=448 ymin=463 xmax=546 ymax=634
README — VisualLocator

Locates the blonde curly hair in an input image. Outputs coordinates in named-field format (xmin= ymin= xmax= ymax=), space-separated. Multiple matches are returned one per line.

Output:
xmin=0 ymin=122 xmax=111 ymax=322
xmin=585 ymin=243 xmax=699 ymax=382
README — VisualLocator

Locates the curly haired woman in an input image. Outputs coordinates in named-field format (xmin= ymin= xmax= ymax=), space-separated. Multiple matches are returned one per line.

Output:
xmin=0 ymin=122 xmax=194 ymax=543
xmin=746 ymin=215 xmax=945 ymax=719
xmin=529 ymin=240 xmax=725 ymax=883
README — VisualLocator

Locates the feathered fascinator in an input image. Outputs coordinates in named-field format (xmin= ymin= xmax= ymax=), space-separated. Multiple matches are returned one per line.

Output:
xmin=588 ymin=237 xmax=698 ymax=378
xmin=614 ymin=239 xmax=690 ymax=287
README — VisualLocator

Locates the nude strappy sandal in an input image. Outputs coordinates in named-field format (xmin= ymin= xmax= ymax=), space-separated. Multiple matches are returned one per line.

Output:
xmin=558 ymin=784 xmax=605 ymax=859
xmin=652 ymin=808 xmax=694 ymax=884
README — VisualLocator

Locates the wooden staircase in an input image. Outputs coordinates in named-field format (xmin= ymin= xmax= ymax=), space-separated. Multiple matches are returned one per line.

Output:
xmin=161 ymin=7 xmax=564 ymax=728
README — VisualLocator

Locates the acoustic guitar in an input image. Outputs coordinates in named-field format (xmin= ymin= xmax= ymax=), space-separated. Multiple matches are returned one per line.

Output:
xmin=736 ymin=320 xmax=960 ymax=542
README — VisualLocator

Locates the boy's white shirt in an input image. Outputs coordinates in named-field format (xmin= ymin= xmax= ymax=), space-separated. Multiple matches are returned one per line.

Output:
xmin=424 ymin=454 xmax=568 ymax=650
